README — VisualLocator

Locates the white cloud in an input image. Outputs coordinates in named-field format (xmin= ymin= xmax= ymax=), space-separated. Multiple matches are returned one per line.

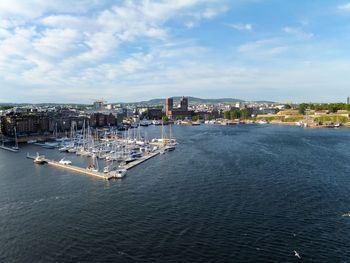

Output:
xmin=338 ymin=2 xmax=350 ymax=11
xmin=0 ymin=0 xmax=98 ymax=18
xmin=41 ymin=15 xmax=97 ymax=31
xmin=33 ymin=28 xmax=82 ymax=58
xmin=228 ymin=23 xmax=253 ymax=31
xmin=238 ymin=39 xmax=289 ymax=57
xmin=0 ymin=0 xmax=229 ymax=95
xmin=283 ymin=26 xmax=313 ymax=39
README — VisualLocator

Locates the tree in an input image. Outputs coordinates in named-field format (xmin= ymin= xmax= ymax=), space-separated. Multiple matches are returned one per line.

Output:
xmin=162 ymin=116 xmax=169 ymax=123
xmin=224 ymin=111 xmax=231 ymax=120
xmin=230 ymin=109 xmax=240 ymax=120
xmin=298 ymin=103 xmax=308 ymax=115
xmin=192 ymin=115 xmax=199 ymax=121
xmin=240 ymin=108 xmax=250 ymax=119
xmin=284 ymin=104 xmax=292 ymax=109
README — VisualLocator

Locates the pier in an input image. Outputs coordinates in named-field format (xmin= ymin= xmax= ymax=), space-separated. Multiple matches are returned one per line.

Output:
xmin=123 ymin=150 xmax=161 ymax=170
xmin=0 ymin=145 xmax=19 ymax=152
xmin=27 ymin=148 xmax=164 ymax=180
xmin=27 ymin=154 xmax=111 ymax=180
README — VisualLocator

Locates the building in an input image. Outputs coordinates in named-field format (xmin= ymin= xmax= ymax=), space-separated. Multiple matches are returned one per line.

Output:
xmin=0 ymin=110 xmax=88 ymax=137
xmin=93 ymin=100 xmax=105 ymax=111
xmin=180 ymin=97 xmax=188 ymax=110
xmin=165 ymin=96 xmax=193 ymax=119
xmin=89 ymin=113 xmax=116 ymax=127
xmin=147 ymin=108 xmax=164 ymax=119
xmin=165 ymin=97 xmax=173 ymax=116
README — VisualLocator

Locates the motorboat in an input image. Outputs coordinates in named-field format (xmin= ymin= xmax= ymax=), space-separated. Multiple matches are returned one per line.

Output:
xmin=59 ymin=158 xmax=72 ymax=165
xmin=140 ymin=120 xmax=149 ymax=126
xmin=67 ymin=148 xmax=77 ymax=153
xmin=59 ymin=146 xmax=68 ymax=152
xmin=152 ymin=120 xmax=161 ymax=126
xmin=103 ymin=166 xmax=111 ymax=173
xmin=164 ymin=144 xmax=176 ymax=151
xmin=114 ymin=169 xmax=127 ymax=179
xmin=33 ymin=153 xmax=46 ymax=164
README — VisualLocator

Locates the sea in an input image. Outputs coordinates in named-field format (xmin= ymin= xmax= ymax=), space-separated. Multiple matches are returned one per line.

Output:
xmin=1 ymin=124 xmax=350 ymax=262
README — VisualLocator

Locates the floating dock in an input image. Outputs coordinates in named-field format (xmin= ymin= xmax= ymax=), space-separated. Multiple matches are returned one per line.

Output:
xmin=123 ymin=150 xmax=160 ymax=170
xmin=0 ymin=145 xmax=19 ymax=152
xmin=27 ymin=148 xmax=164 ymax=180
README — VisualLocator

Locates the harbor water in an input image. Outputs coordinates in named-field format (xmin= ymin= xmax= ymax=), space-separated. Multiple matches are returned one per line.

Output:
xmin=1 ymin=124 xmax=350 ymax=262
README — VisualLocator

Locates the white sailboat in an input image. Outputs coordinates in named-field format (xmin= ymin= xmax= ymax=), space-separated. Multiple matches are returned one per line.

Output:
xmin=12 ymin=127 xmax=19 ymax=151
xmin=87 ymin=155 xmax=99 ymax=172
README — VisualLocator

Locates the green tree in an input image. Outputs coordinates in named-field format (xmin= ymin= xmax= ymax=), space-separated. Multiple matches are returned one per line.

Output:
xmin=298 ymin=103 xmax=308 ymax=115
xmin=224 ymin=111 xmax=231 ymax=120
xmin=0 ymin=105 xmax=13 ymax=110
xmin=162 ymin=116 xmax=169 ymax=123
xmin=240 ymin=109 xmax=250 ymax=119
xmin=230 ymin=109 xmax=240 ymax=120
xmin=284 ymin=104 xmax=292 ymax=109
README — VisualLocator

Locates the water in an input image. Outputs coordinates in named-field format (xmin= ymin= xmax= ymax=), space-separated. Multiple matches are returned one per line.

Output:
xmin=1 ymin=124 xmax=350 ymax=262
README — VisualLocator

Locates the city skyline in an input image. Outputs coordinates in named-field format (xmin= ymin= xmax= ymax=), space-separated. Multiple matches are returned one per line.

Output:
xmin=1 ymin=0 xmax=350 ymax=103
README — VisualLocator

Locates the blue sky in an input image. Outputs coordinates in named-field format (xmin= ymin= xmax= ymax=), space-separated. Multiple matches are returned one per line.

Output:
xmin=0 ymin=0 xmax=350 ymax=103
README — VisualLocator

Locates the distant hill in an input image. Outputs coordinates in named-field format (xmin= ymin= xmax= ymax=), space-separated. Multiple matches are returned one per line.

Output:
xmin=123 ymin=97 xmax=246 ymax=106
xmin=252 ymin=100 xmax=277 ymax=104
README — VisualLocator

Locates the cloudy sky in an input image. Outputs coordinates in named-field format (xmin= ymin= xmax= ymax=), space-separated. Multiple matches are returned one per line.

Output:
xmin=0 ymin=0 xmax=350 ymax=103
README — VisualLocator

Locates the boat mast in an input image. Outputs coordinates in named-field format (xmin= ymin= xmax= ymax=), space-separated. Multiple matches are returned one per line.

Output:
xmin=14 ymin=127 xmax=18 ymax=149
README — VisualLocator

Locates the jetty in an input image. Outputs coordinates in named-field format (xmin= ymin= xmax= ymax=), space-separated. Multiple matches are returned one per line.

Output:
xmin=0 ymin=145 xmax=19 ymax=152
xmin=27 ymin=148 xmax=163 ymax=180
xmin=123 ymin=149 xmax=160 ymax=170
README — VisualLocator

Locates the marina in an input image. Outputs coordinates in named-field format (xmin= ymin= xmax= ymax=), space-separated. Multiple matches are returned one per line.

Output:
xmin=26 ymin=147 xmax=164 ymax=180
xmin=24 ymin=124 xmax=176 ymax=180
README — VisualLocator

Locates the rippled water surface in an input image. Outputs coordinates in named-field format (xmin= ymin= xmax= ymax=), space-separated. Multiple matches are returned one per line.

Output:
xmin=1 ymin=125 xmax=350 ymax=262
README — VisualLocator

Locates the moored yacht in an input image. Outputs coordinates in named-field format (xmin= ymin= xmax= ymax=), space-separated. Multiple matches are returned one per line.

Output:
xmin=59 ymin=158 xmax=72 ymax=165
xmin=33 ymin=153 xmax=46 ymax=164
xmin=114 ymin=169 xmax=127 ymax=179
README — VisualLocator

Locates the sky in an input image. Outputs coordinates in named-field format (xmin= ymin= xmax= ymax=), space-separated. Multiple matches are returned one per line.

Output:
xmin=0 ymin=0 xmax=350 ymax=103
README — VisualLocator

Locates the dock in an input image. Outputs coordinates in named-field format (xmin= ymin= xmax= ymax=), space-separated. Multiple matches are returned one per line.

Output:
xmin=123 ymin=150 xmax=160 ymax=170
xmin=0 ymin=145 xmax=19 ymax=152
xmin=47 ymin=160 xmax=108 ymax=179
xmin=27 ymin=148 xmax=164 ymax=180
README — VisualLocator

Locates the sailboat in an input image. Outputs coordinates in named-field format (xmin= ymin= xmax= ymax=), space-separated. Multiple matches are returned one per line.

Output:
xmin=12 ymin=127 xmax=19 ymax=151
xmin=87 ymin=154 xmax=99 ymax=172
xmin=164 ymin=124 xmax=176 ymax=152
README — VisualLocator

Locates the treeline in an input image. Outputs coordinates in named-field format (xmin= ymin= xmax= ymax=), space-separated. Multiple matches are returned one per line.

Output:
xmin=0 ymin=105 xmax=13 ymax=110
xmin=223 ymin=109 xmax=251 ymax=120
xmin=298 ymin=103 xmax=350 ymax=114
